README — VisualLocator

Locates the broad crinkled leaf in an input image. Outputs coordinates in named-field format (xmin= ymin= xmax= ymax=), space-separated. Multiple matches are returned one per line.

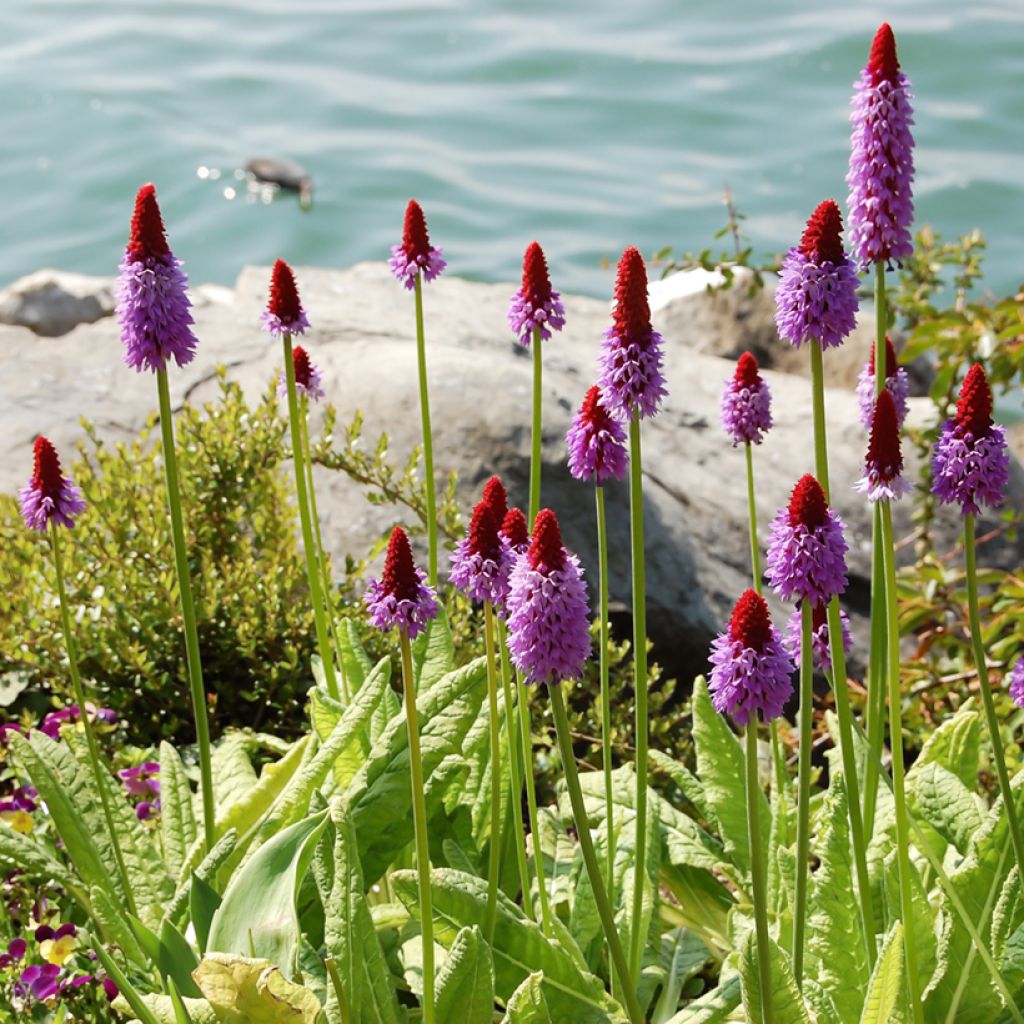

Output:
xmin=651 ymin=929 xmax=710 ymax=1024
xmin=160 ymin=741 xmax=198 ymax=881
xmin=194 ymin=953 xmax=324 ymax=1023
xmin=649 ymin=749 xmax=709 ymax=819
xmin=502 ymin=971 xmax=553 ymax=1023
xmin=663 ymin=970 xmax=740 ymax=1023
xmin=0 ymin=821 xmax=85 ymax=905
xmin=211 ymin=732 xmax=260 ymax=811
xmin=912 ymin=702 xmax=981 ymax=790
xmin=739 ymin=931 xmax=812 ymax=1024
xmin=412 ymin=608 xmax=455 ymax=693
xmin=167 ymin=829 xmax=239 ymax=925
xmin=435 ymin=925 xmax=495 ymax=1024
xmin=907 ymin=761 xmax=984 ymax=856
xmin=859 ymin=923 xmax=904 ymax=1024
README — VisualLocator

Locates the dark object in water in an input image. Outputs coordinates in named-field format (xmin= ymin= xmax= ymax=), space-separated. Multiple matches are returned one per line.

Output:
xmin=245 ymin=157 xmax=313 ymax=209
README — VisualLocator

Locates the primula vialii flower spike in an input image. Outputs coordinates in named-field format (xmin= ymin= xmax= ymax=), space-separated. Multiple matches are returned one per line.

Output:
xmin=116 ymin=183 xmax=198 ymax=373
xmin=506 ymin=508 xmax=591 ymax=685
xmin=785 ymin=602 xmax=853 ymax=676
xmin=566 ymin=385 xmax=628 ymax=484
xmin=720 ymin=352 xmax=773 ymax=446
xmin=481 ymin=475 xmax=509 ymax=526
xmin=774 ymin=200 xmax=859 ymax=350
xmin=449 ymin=500 xmax=514 ymax=609
xmin=766 ymin=474 xmax=849 ymax=605
xmin=19 ymin=436 xmax=86 ymax=532
xmin=847 ymin=23 xmax=915 ymax=267
xmin=508 ymin=241 xmax=566 ymax=345
xmin=932 ymin=363 xmax=1009 ymax=515
xmin=857 ymin=336 xmax=909 ymax=429
xmin=858 ymin=389 xmax=911 ymax=502
xmin=364 ymin=527 xmax=439 ymax=639
xmin=262 ymin=259 xmax=311 ymax=337
xmin=276 ymin=345 xmax=325 ymax=401
xmin=708 ymin=589 xmax=793 ymax=726
xmin=501 ymin=507 xmax=530 ymax=556
xmin=597 ymin=246 xmax=667 ymax=421
xmin=389 ymin=199 xmax=446 ymax=289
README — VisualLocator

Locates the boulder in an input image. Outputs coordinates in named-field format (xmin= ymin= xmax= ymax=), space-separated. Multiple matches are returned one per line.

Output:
xmin=0 ymin=270 xmax=116 ymax=337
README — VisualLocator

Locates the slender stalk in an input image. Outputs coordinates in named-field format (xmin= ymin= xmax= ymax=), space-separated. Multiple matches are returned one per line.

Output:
xmin=549 ymin=684 xmax=643 ymax=1024
xmin=965 ymin=513 xmax=1024 ymax=882
xmin=156 ymin=369 xmax=215 ymax=850
xmin=483 ymin=602 xmax=503 ymax=943
xmin=626 ymin=415 xmax=649 ymax=981
xmin=809 ymin=340 xmax=876 ymax=966
xmin=497 ymin=623 xmax=532 ymax=918
xmin=399 ymin=631 xmax=435 ymax=1024
xmin=744 ymin=442 xmax=762 ymax=592
xmin=746 ymin=717 xmax=773 ymax=1024
xmin=516 ymin=674 xmax=554 ymax=935
xmin=528 ymin=327 xmax=543 ymax=528
xmin=281 ymin=335 xmax=340 ymax=700
xmin=50 ymin=531 xmax=136 ymax=917
xmin=414 ymin=275 xmax=438 ymax=584
xmin=793 ymin=601 xmax=813 ymax=985
xmin=596 ymin=485 xmax=615 ymax=889
xmin=880 ymin=501 xmax=924 ymax=1023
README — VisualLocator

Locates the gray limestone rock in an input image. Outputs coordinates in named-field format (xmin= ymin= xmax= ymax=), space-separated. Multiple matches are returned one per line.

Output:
xmin=0 ymin=269 xmax=116 ymax=337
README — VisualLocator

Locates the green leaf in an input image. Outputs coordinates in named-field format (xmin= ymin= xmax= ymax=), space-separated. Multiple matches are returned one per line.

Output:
xmin=912 ymin=703 xmax=981 ymax=790
xmin=310 ymin=688 xmax=365 ymax=788
xmin=502 ymin=971 xmax=553 ymax=1023
xmin=167 ymin=829 xmax=239 ymax=927
xmin=649 ymin=749 xmax=708 ymax=819
xmin=412 ymin=607 xmax=455 ymax=693
xmin=859 ymin=923 xmax=904 ymax=1024
xmin=211 ymin=732 xmax=260 ymax=810
xmin=90 ymin=884 xmax=149 ymax=969
xmin=392 ymin=868 xmax=627 ymax=1023
xmin=190 ymin=872 xmax=222 ymax=956
xmin=208 ymin=810 xmax=330 ymax=978
xmin=908 ymin=761 xmax=983 ymax=856
xmin=129 ymin=913 xmax=202 ymax=999
xmin=651 ymin=929 xmax=710 ymax=1024
xmin=337 ymin=617 xmax=375 ymax=695
xmin=0 ymin=822 xmax=86 ymax=905
xmin=160 ymin=741 xmax=198 ymax=881
xmin=193 ymin=953 xmax=325 ymax=1023
xmin=435 ymin=925 xmax=495 ymax=1024
xmin=739 ymin=931 xmax=812 ymax=1024
xmin=662 ymin=970 xmax=740 ymax=1023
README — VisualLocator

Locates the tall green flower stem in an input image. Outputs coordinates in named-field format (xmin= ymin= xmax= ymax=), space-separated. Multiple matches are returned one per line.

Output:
xmin=281 ymin=335 xmax=340 ymax=702
xmin=414 ymin=275 xmax=439 ymax=583
xmin=299 ymin=407 xmax=350 ymax=702
xmin=549 ymin=683 xmax=644 ymax=1024
xmin=746 ymin=716 xmax=773 ymax=1024
xmin=595 ymin=485 xmax=615 ymax=888
xmin=528 ymin=327 xmax=543 ymax=527
xmin=792 ymin=601 xmax=813 ymax=985
xmin=863 ymin=262 xmax=889 ymax=838
xmin=626 ymin=416 xmax=650 ymax=981
xmin=880 ymin=501 xmax=923 ymax=1023
xmin=50 ymin=530 xmax=136 ymax=918
xmin=965 ymin=513 xmax=1024 ymax=883
xmin=497 ymin=627 xmax=533 ymax=919
xmin=745 ymin=442 xmax=762 ymax=591
xmin=483 ymin=601 xmax=503 ymax=943
xmin=808 ymin=340 xmax=876 ymax=966
xmin=399 ymin=630 xmax=435 ymax=1024
xmin=156 ymin=369 xmax=215 ymax=850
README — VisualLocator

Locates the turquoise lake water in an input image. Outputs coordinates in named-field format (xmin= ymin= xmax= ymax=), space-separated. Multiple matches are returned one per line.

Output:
xmin=2 ymin=1 xmax=1022 ymax=299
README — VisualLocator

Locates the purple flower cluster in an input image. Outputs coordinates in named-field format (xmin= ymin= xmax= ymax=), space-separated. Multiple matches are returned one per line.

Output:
xmin=262 ymin=259 xmax=311 ymax=337
xmin=508 ymin=241 xmax=566 ymax=345
xmin=566 ymin=385 xmax=628 ymax=484
xmin=119 ymin=761 xmax=162 ymax=820
xmin=858 ymin=390 xmax=911 ymax=503
xmin=389 ymin=199 xmax=446 ymax=289
xmin=19 ymin=437 xmax=86 ymax=533
xmin=365 ymin=527 xmax=439 ymax=639
xmin=34 ymin=704 xmax=117 ymax=741
xmin=277 ymin=345 xmax=325 ymax=402
xmin=846 ymin=24 xmax=916 ymax=267
xmin=774 ymin=200 xmax=859 ymax=350
xmin=506 ymin=509 xmax=591 ymax=685
xmin=766 ymin=475 xmax=848 ymax=605
xmin=708 ymin=589 xmax=794 ymax=726
xmin=785 ymin=604 xmax=853 ymax=677
xmin=856 ymin=337 xmax=909 ymax=430
xmin=449 ymin=488 xmax=515 ymax=610
xmin=1008 ymin=657 xmax=1024 ymax=710
xmin=720 ymin=352 xmax=773 ymax=446
xmin=116 ymin=183 xmax=198 ymax=373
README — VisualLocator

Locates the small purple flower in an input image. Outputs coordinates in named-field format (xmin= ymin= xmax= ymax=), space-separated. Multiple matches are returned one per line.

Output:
xmin=19 ymin=962 xmax=61 ymax=1001
xmin=720 ymin=352 xmax=773 ymax=446
xmin=0 ymin=937 xmax=27 ymax=968
xmin=276 ymin=344 xmax=325 ymax=402
xmin=0 ymin=722 xmax=23 ymax=744
xmin=389 ymin=199 xmax=446 ymax=290
xmin=508 ymin=241 xmax=566 ymax=345
xmin=262 ymin=259 xmax=311 ymax=337
xmin=119 ymin=762 xmax=161 ymax=797
xmin=18 ymin=437 xmax=86 ymax=533
xmin=857 ymin=390 xmax=912 ymax=503
xmin=116 ymin=183 xmax=198 ymax=373
xmin=364 ymin=527 xmax=439 ymax=639
xmin=785 ymin=603 xmax=853 ymax=676
xmin=136 ymin=800 xmax=160 ymax=821
xmin=1008 ymin=657 xmax=1024 ymax=710
xmin=102 ymin=976 xmax=119 ymax=1001
xmin=856 ymin=337 xmax=909 ymax=430
xmin=449 ymin=499 xmax=514 ymax=610
xmin=931 ymin=364 xmax=1009 ymax=516
xmin=847 ymin=24 xmax=916 ymax=268
xmin=566 ymin=385 xmax=628 ymax=484
xmin=774 ymin=200 xmax=860 ymax=351
xmin=708 ymin=589 xmax=794 ymax=726
xmin=766 ymin=475 xmax=849 ymax=605
xmin=506 ymin=509 xmax=591 ymax=685
xmin=597 ymin=247 xmax=667 ymax=421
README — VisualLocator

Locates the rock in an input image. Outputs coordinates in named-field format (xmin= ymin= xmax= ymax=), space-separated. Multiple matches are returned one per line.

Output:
xmin=0 ymin=269 xmax=117 ymax=337
xmin=0 ymin=263 xmax=1019 ymax=686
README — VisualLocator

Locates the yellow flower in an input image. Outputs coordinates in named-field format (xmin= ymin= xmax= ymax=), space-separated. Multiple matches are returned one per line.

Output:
xmin=0 ymin=809 xmax=33 ymax=834
xmin=40 ymin=932 xmax=78 ymax=967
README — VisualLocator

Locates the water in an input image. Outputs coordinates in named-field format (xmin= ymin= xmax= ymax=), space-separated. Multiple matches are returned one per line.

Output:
xmin=1 ymin=1 xmax=1022 ymax=299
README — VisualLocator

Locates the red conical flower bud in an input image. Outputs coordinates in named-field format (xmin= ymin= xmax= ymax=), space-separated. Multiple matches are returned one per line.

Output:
xmin=501 ymin=508 xmax=529 ymax=551
xmin=481 ymin=476 xmax=508 ymax=527
xmin=866 ymin=390 xmax=903 ymax=481
xmin=612 ymin=246 xmax=651 ymax=339
xmin=868 ymin=336 xmax=899 ymax=379
xmin=268 ymin=259 xmax=303 ymax=324
xmin=381 ymin=527 xmax=420 ymax=601
xmin=127 ymin=183 xmax=170 ymax=260
xmin=528 ymin=508 xmax=566 ymax=572
xmin=868 ymin=23 xmax=900 ymax=87
xmin=467 ymin=502 xmax=501 ymax=560
xmin=734 ymin=352 xmax=761 ymax=389
xmin=31 ymin=436 xmax=65 ymax=504
xmin=521 ymin=242 xmax=553 ymax=306
xmin=799 ymin=200 xmax=846 ymax=265
xmin=402 ymin=199 xmax=431 ymax=261
xmin=955 ymin=364 xmax=994 ymax=438
xmin=292 ymin=346 xmax=313 ymax=389
xmin=728 ymin=589 xmax=773 ymax=652
xmin=788 ymin=474 xmax=829 ymax=530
